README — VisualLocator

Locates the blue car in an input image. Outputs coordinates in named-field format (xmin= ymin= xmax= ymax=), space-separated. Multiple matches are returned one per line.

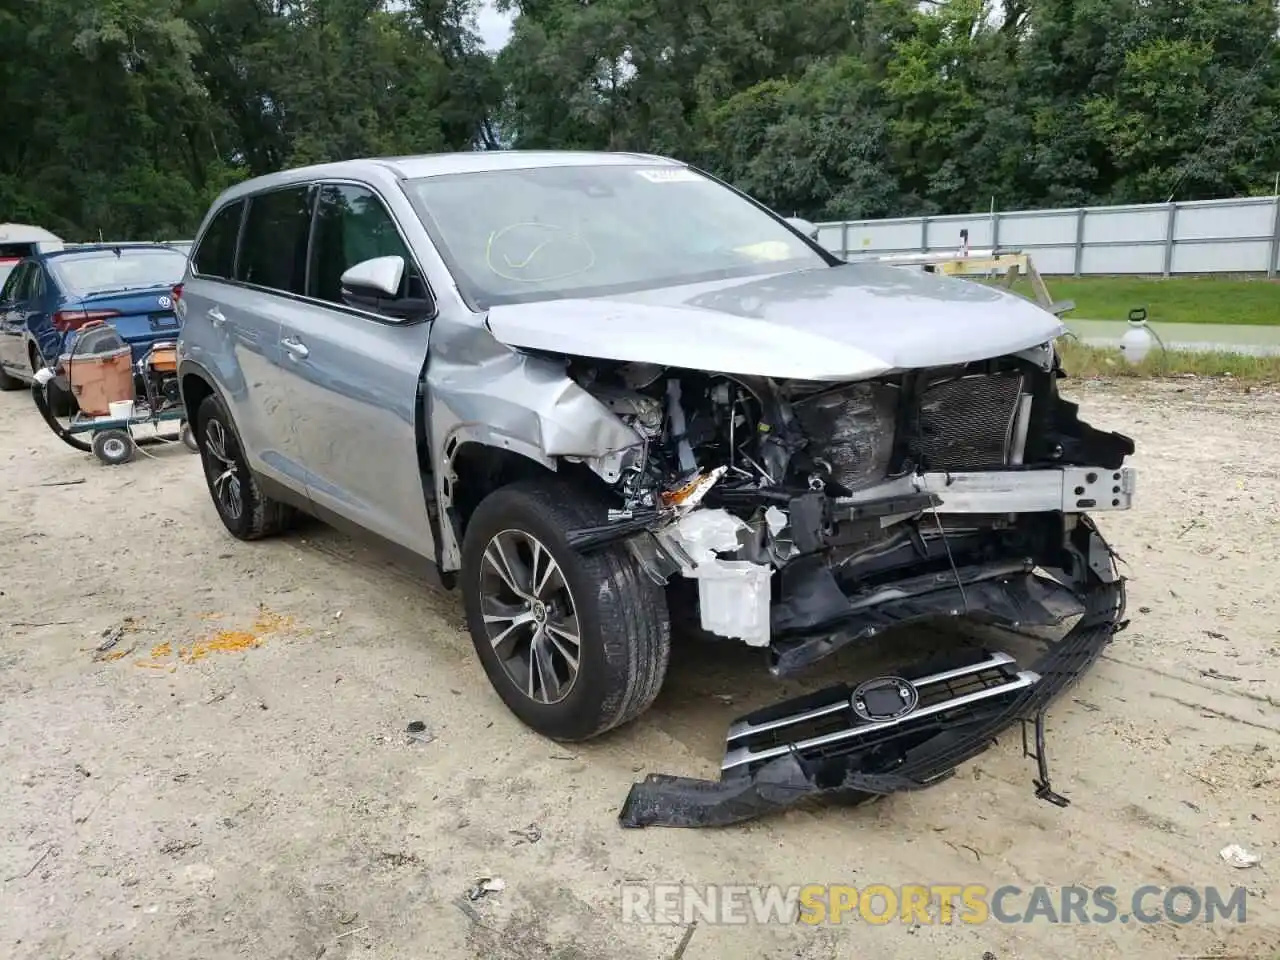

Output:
xmin=0 ymin=243 xmax=189 ymax=396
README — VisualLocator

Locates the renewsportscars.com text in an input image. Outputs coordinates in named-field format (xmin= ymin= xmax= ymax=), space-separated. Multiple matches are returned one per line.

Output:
xmin=620 ymin=883 xmax=1251 ymax=926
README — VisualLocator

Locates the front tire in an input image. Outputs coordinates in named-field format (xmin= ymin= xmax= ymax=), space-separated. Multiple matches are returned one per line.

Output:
xmin=461 ymin=479 xmax=671 ymax=741
xmin=195 ymin=394 xmax=293 ymax=540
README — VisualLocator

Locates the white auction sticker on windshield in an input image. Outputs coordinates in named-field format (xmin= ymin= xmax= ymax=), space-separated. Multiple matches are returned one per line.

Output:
xmin=635 ymin=168 xmax=701 ymax=183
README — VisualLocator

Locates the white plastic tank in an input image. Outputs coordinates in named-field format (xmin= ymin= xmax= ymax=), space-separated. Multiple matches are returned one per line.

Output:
xmin=1120 ymin=308 xmax=1155 ymax=364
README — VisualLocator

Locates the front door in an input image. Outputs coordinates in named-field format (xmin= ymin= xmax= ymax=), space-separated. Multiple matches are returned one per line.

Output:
xmin=273 ymin=182 xmax=435 ymax=559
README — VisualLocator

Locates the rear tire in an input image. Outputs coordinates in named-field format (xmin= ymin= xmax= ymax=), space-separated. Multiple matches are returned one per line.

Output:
xmin=461 ymin=479 xmax=671 ymax=741
xmin=195 ymin=394 xmax=293 ymax=540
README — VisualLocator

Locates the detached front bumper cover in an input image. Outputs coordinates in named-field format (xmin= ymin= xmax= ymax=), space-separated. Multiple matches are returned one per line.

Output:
xmin=618 ymin=570 xmax=1127 ymax=829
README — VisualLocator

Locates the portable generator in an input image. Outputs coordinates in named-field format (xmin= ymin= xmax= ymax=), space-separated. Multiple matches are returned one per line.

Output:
xmin=33 ymin=320 xmax=199 ymax=465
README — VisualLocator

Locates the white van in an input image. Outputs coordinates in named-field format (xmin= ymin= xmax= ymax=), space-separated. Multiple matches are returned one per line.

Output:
xmin=0 ymin=224 xmax=65 ymax=287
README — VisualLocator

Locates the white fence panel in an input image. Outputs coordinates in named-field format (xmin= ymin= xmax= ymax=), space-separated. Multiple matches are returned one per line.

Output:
xmin=1172 ymin=240 xmax=1273 ymax=274
xmin=1176 ymin=200 xmax=1271 ymax=241
xmin=998 ymin=210 xmax=1077 ymax=247
xmin=926 ymin=214 xmax=995 ymax=249
xmin=816 ymin=196 xmax=1280 ymax=276
xmin=840 ymin=219 xmax=922 ymax=254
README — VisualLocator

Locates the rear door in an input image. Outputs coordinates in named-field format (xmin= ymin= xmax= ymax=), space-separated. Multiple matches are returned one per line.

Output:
xmin=272 ymin=181 xmax=436 ymax=556
xmin=181 ymin=196 xmax=297 ymax=487
xmin=20 ymin=262 xmax=55 ymax=365
xmin=0 ymin=262 xmax=32 ymax=374
xmin=226 ymin=184 xmax=317 ymax=492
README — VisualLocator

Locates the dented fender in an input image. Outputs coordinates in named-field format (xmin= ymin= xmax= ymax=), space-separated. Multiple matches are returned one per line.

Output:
xmin=427 ymin=331 xmax=648 ymax=570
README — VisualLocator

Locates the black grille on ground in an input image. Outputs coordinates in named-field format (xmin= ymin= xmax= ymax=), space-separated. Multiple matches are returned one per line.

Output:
xmin=911 ymin=371 xmax=1024 ymax=471
xmin=721 ymin=651 xmax=1034 ymax=778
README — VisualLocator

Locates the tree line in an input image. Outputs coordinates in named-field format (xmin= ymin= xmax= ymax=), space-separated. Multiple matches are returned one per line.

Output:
xmin=3 ymin=0 xmax=1277 ymax=241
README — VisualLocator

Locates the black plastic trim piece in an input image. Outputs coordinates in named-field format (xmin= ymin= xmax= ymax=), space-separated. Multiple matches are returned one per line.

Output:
xmin=618 ymin=558 xmax=1125 ymax=828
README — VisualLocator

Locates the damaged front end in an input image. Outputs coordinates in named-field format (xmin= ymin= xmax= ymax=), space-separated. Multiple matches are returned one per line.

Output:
xmin=617 ymin=518 xmax=1126 ymax=827
xmin=556 ymin=345 xmax=1134 ymax=825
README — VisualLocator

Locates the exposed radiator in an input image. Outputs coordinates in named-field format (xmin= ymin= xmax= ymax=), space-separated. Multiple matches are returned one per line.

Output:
xmin=910 ymin=371 xmax=1025 ymax=471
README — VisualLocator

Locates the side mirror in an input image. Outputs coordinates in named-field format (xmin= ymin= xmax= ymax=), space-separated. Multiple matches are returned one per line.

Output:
xmin=785 ymin=216 xmax=820 ymax=241
xmin=342 ymin=255 xmax=405 ymax=299
xmin=340 ymin=256 xmax=435 ymax=321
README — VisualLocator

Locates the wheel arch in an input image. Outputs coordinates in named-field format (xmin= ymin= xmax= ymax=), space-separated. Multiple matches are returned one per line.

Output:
xmin=178 ymin=359 xmax=219 ymax=422
xmin=438 ymin=429 xmax=617 ymax=572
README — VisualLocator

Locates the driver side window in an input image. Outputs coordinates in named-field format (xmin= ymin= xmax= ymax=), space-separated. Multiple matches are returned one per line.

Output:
xmin=307 ymin=184 xmax=426 ymax=307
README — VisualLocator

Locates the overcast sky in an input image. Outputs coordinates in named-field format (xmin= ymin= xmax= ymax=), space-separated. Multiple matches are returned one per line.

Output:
xmin=476 ymin=1 xmax=514 ymax=51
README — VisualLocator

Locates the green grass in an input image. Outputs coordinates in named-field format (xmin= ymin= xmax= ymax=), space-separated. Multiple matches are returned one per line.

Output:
xmin=999 ymin=275 xmax=1280 ymax=326
xmin=1056 ymin=337 xmax=1280 ymax=381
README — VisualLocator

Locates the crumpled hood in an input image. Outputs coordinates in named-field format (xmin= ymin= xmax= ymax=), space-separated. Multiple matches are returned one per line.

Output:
xmin=483 ymin=261 xmax=1067 ymax=381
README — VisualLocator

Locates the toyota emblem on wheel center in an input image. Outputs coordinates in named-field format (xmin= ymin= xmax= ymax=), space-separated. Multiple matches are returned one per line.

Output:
xmin=850 ymin=676 xmax=920 ymax=723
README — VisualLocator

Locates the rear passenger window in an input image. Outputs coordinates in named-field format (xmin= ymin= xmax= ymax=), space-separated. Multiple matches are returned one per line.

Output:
xmin=308 ymin=184 xmax=415 ymax=305
xmin=192 ymin=200 xmax=244 ymax=279
xmin=237 ymin=186 xmax=313 ymax=293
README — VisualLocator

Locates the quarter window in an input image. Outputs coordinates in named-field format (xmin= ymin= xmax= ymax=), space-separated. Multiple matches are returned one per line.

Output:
xmin=192 ymin=199 xmax=245 ymax=279
xmin=1 ymin=263 xmax=29 ymax=301
xmin=238 ymin=186 xmax=313 ymax=294
xmin=308 ymin=184 xmax=417 ymax=305
xmin=27 ymin=266 xmax=45 ymax=299
xmin=14 ymin=263 xmax=42 ymax=300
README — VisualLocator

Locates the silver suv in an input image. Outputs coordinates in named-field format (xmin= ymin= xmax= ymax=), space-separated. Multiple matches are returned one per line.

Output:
xmin=177 ymin=151 xmax=1135 ymax=751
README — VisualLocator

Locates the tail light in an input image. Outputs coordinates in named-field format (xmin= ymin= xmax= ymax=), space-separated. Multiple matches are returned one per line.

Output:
xmin=171 ymin=282 xmax=183 ymax=302
xmin=52 ymin=309 xmax=120 ymax=333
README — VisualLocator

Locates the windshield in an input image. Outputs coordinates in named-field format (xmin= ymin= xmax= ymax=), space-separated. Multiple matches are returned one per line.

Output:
xmin=404 ymin=164 xmax=828 ymax=308
xmin=49 ymin=248 xmax=189 ymax=297
xmin=0 ymin=259 xmax=17 ymax=289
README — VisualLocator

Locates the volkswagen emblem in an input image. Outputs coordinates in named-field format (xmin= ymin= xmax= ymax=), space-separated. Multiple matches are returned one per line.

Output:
xmin=851 ymin=676 xmax=919 ymax=723
xmin=158 ymin=295 xmax=172 ymax=309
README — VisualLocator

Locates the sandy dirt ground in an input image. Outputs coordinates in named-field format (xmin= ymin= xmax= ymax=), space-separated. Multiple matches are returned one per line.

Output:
xmin=1 ymin=379 xmax=1277 ymax=960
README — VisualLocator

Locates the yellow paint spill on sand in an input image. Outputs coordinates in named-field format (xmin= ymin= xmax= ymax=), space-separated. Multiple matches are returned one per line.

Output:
xmin=181 ymin=630 xmax=261 ymax=662
xmin=130 ymin=606 xmax=298 ymax=668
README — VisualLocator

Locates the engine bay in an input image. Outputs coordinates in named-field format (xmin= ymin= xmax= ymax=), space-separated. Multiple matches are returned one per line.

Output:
xmin=560 ymin=347 xmax=1136 ymax=672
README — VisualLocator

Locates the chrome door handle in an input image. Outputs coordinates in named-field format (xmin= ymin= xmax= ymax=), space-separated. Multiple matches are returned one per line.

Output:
xmin=281 ymin=337 xmax=309 ymax=360
xmin=208 ymin=307 xmax=225 ymax=327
